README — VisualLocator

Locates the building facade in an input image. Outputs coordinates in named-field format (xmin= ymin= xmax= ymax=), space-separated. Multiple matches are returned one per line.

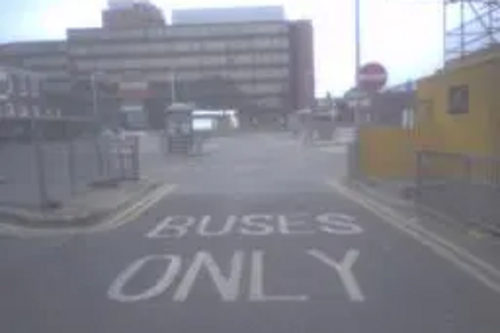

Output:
xmin=0 ymin=41 xmax=70 ymax=91
xmin=0 ymin=5 xmax=315 ymax=129
xmin=68 ymin=19 xmax=314 ymax=127
xmin=171 ymin=6 xmax=285 ymax=25
xmin=0 ymin=66 xmax=86 ymax=140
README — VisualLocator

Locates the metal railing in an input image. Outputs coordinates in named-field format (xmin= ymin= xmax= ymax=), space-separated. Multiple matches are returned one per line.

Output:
xmin=0 ymin=134 xmax=140 ymax=209
xmin=416 ymin=150 xmax=500 ymax=232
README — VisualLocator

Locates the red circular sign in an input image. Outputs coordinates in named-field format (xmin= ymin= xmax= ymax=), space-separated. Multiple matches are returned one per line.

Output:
xmin=358 ymin=62 xmax=388 ymax=92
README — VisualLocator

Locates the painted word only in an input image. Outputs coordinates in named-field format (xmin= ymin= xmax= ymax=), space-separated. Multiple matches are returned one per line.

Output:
xmin=108 ymin=249 xmax=364 ymax=303
xmin=146 ymin=213 xmax=363 ymax=239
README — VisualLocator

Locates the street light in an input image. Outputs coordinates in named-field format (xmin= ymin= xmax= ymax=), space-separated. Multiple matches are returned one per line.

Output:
xmin=170 ymin=68 xmax=177 ymax=104
xmin=90 ymin=71 xmax=107 ymax=179
xmin=91 ymin=71 xmax=106 ymax=127
xmin=354 ymin=0 xmax=362 ymax=126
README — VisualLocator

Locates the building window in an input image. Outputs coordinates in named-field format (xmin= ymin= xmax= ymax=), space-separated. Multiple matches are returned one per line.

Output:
xmin=19 ymin=104 xmax=29 ymax=118
xmin=29 ymin=77 xmax=38 ymax=96
xmin=32 ymin=105 xmax=40 ymax=117
xmin=402 ymin=107 xmax=415 ymax=129
xmin=5 ymin=103 xmax=15 ymax=117
xmin=17 ymin=75 xmax=28 ymax=95
xmin=448 ymin=85 xmax=469 ymax=115
xmin=0 ymin=71 xmax=12 ymax=96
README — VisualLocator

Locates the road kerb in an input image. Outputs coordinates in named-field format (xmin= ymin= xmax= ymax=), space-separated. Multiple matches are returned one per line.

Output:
xmin=92 ymin=183 xmax=177 ymax=232
xmin=327 ymin=179 xmax=500 ymax=294
xmin=0 ymin=183 xmax=177 ymax=237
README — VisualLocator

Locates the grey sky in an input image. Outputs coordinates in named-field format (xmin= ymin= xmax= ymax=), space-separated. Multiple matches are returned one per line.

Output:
xmin=1 ymin=0 xmax=447 ymax=95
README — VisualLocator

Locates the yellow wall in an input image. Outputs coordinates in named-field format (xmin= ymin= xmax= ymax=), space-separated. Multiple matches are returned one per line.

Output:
xmin=357 ymin=49 xmax=500 ymax=181
xmin=416 ymin=54 xmax=500 ymax=156
xmin=359 ymin=127 xmax=415 ymax=179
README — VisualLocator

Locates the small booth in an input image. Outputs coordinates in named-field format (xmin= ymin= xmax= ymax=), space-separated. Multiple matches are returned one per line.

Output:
xmin=164 ymin=103 xmax=208 ymax=155
xmin=165 ymin=103 xmax=196 ymax=154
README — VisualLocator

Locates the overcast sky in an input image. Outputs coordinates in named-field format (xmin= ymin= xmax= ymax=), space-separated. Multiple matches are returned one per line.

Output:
xmin=1 ymin=0 xmax=446 ymax=95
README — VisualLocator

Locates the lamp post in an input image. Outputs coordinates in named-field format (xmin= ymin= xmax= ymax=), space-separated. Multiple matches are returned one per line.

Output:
xmin=170 ymin=68 xmax=177 ymax=104
xmin=91 ymin=71 xmax=106 ymax=126
xmin=354 ymin=0 xmax=362 ymax=126
xmin=90 ymin=71 xmax=106 ymax=179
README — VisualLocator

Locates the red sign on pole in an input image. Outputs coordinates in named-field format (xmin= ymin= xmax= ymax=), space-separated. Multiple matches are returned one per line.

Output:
xmin=358 ymin=62 xmax=388 ymax=92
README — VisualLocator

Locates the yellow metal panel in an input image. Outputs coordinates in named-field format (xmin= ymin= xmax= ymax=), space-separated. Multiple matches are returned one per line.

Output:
xmin=358 ymin=127 xmax=415 ymax=180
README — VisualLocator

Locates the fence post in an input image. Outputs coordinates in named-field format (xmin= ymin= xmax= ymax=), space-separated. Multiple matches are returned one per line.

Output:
xmin=32 ymin=119 xmax=49 ymax=208
xmin=66 ymin=125 xmax=77 ymax=196
xmin=94 ymin=133 xmax=104 ymax=180
xmin=132 ymin=136 xmax=140 ymax=181
xmin=464 ymin=155 xmax=474 ymax=225
xmin=415 ymin=151 xmax=423 ymax=190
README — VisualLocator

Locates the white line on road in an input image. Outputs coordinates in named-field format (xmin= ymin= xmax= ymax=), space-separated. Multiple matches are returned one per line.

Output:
xmin=327 ymin=179 xmax=500 ymax=294
xmin=249 ymin=251 xmax=309 ymax=302
xmin=308 ymin=249 xmax=365 ymax=302
xmin=108 ymin=254 xmax=181 ymax=303
xmin=173 ymin=251 xmax=244 ymax=302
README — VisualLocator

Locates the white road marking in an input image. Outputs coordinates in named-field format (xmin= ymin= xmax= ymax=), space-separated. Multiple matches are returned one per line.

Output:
xmin=173 ymin=251 xmax=244 ymax=302
xmin=327 ymin=179 xmax=500 ymax=294
xmin=145 ymin=213 xmax=363 ymax=238
xmin=239 ymin=215 xmax=274 ymax=236
xmin=308 ymin=249 xmax=365 ymax=302
xmin=197 ymin=215 xmax=237 ymax=237
xmin=108 ymin=254 xmax=181 ymax=303
xmin=277 ymin=214 xmax=315 ymax=235
xmin=316 ymin=213 xmax=364 ymax=235
xmin=339 ymin=185 xmax=500 ymax=281
xmin=146 ymin=215 xmax=196 ymax=239
xmin=249 ymin=251 xmax=308 ymax=302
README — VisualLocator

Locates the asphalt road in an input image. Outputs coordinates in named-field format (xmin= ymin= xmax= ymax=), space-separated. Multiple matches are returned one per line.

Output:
xmin=2 ymin=132 xmax=500 ymax=333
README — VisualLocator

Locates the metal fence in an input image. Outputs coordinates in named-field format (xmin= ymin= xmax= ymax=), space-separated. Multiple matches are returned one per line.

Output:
xmin=0 ymin=134 xmax=139 ymax=208
xmin=416 ymin=151 xmax=500 ymax=232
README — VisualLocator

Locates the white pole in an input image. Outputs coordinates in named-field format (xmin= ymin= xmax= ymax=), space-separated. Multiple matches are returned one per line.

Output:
xmin=91 ymin=73 xmax=100 ymax=123
xmin=91 ymin=72 xmax=104 ymax=177
xmin=354 ymin=0 xmax=361 ymax=126
xmin=355 ymin=0 xmax=361 ymax=87
xmin=170 ymin=69 xmax=177 ymax=104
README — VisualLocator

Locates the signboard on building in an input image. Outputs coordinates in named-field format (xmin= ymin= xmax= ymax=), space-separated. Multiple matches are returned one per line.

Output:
xmin=344 ymin=88 xmax=370 ymax=108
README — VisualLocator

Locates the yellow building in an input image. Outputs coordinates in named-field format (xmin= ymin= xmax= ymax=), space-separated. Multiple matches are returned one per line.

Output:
xmin=416 ymin=46 xmax=500 ymax=156
xmin=356 ymin=47 xmax=500 ymax=181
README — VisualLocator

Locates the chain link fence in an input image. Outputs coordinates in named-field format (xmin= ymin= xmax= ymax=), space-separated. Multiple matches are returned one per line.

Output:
xmin=416 ymin=151 xmax=500 ymax=232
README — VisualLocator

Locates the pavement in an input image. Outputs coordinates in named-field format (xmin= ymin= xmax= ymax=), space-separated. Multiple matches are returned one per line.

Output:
xmin=0 ymin=180 xmax=159 ymax=227
xmin=0 ymin=132 xmax=169 ymax=227
xmin=2 ymin=132 xmax=500 ymax=333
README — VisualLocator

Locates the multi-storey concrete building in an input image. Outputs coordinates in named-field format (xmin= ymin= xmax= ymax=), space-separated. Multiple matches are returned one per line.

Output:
xmin=103 ymin=0 xmax=166 ymax=29
xmin=0 ymin=41 xmax=70 ymax=91
xmin=171 ymin=6 xmax=285 ymax=25
xmin=0 ymin=2 xmax=315 ymax=129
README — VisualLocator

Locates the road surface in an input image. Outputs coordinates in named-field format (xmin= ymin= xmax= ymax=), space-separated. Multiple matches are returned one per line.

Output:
xmin=1 ymin=132 xmax=500 ymax=333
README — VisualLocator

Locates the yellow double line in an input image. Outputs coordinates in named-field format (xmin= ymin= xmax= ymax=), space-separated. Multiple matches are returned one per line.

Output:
xmin=92 ymin=183 xmax=177 ymax=232
xmin=327 ymin=179 xmax=500 ymax=294
xmin=2 ymin=183 xmax=177 ymax=238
